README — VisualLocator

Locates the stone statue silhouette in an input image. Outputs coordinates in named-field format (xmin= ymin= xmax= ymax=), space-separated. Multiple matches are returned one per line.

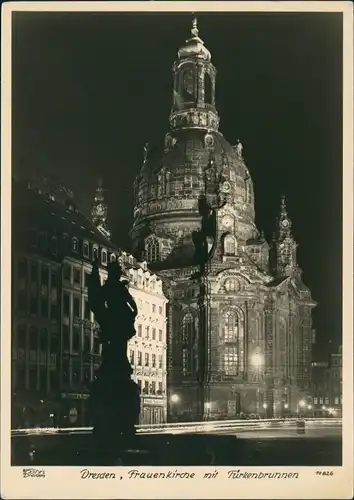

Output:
xmin=88 ymin=260 xmax=138 ymax=371
xmin=87 ymin=259 xmax=141 ymax=464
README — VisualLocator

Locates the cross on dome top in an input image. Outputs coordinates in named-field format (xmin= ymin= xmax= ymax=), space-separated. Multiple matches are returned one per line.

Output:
xmin=191 ymin=16 xmax=199 ymax=38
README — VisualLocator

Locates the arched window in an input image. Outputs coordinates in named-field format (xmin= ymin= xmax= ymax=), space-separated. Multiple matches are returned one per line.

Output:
xmin=224 ymin=234 xmax=237 ymax=256
xmin=204 ymin=72 xmax=212 ymax=104
xmin=92 ymin=245 xmax=98 ymax=262
xmin=224 ymin=278 xmax=240 ymax=293
xmin=182 ymin=68 xmax=194 ymax=101
xmin=146 ymin=238 xmax=160 ymax=263
xmin=223 ymin=310 xmax=244 ymax=375
xmin=158 ymin=168 xmax=170 ymax=197
xmin=224 ymin=311 xmax=238 ymax=342
xmin=83 ymin=241 xmax=89 ymax=259
xmin=181 ymin=311 xmax=197 ymax=377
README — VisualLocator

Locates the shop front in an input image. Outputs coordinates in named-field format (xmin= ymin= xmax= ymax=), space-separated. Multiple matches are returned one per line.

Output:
xmin=12 ymin=391 xmax=62 ymax=429
xmin=140 ymin=397 xmax=166 ymax=425
xmin=60 ymin=391 xmax=90 ymax=427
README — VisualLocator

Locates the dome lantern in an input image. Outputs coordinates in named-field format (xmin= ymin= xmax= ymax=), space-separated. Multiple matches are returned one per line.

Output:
xmin=170 ymin=17 xmax=219 ymax=133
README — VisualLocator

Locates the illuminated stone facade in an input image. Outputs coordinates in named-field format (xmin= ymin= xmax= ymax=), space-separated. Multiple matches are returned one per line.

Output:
xmin=12 ymin=181 xmax=167 ymax=428
xmin=130 ymin=20 xmax=316 ymax=420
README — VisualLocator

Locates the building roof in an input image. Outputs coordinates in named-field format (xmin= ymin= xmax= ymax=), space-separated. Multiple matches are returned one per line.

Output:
xmin=12 ymin=180 xmax=116 ymax=250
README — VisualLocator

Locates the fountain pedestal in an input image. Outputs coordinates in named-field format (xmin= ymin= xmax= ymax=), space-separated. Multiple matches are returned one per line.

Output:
xmin=87 ymin=261 xmax=141 ymax=465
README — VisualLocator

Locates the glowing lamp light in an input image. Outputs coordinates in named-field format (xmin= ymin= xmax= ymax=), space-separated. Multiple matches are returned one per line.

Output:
xmin=322 ymin=405 xmax=326 ymax=410
xmin=299 ymin=400 xmax=306 ymax=408
xmin=251 ymin=353 xmax=264 ymax=367
xmin=205 ymin=402 xmax=212 ymax=410
xmin=170 ymin=394 xmax=180 ymax=404
xmin=262 ymin=403 xmax=268 ymax=409
xmin=284 ymin=403 xmax=289 ymax=409
xmin=307 ymin=404 xmax=312 ymax=410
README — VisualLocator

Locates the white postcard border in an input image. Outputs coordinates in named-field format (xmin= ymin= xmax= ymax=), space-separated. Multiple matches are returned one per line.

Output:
xmin=1 ymin=2 xmax=353 ymax=499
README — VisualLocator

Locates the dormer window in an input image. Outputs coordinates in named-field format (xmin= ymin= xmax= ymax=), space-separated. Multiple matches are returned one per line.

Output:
xmin=92 ymin=245 xmax=98 ymax=262
xmin=72 ymin=237 xmax=79 ymax=253
xmin=101 ymin=249 xmax=107 ymax=265
xmin=83 ymin=241 xmax=89 ymax=259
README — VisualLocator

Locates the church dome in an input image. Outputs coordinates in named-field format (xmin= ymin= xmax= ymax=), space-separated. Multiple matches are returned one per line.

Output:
xmin=131 ymin=18 xmax=258 ymax=265
xmin=134 ymin=128 xmax=255 ymax=237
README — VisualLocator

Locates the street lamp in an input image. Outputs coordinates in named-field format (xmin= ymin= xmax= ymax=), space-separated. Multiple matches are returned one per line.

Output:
xmin=284 ymin=403 xmax=289 ymax=409
xmin=251 ymin=353 xmax=264 ymax=368
xmin=297 ymin=399 xmax=306 ymax=418
xmin=251 ymin=352 xmax=264 ymax=414
xmin=170 ymin=394 xmax=180 ymax=404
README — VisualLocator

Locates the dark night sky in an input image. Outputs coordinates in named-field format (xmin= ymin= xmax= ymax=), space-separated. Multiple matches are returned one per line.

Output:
xmin=12 ymin=11 xmax=343 ymax=357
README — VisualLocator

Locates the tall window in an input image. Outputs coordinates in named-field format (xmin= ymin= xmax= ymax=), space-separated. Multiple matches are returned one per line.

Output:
xmin=224 ymin=311 xmax=238 ymax=342
xmin=63 ymin=293 xmax=70 ymax=316
xmin=83 ymin=242 xmax=89 ymax=258
xmin=73 ymin=268 xmax=80 ymax=284
xmin=72 ymin=238 xmax=78 ymax=253
xmin=63 ymin=264 xmax=71 ymax=282
xmin=182 ymin=68 xmax=194 ymax=101
xmin=84 ymin=300 xmax=90 ymax=320
xmin=181 ymin=311 xmax=197 ymax=377
xmin=204 ymin=72 xmax=212 ymax=104
xmin=224 ymin=346 xmax=238 ymax=376
xmin=224 ymin=234 xmax=237 ymax=256
xmin=146 ymin=238 xmax=160 ymax=263
xmin=63 ymin=325 xmax=70 ymax=351
xmin=73 ymin=297 xmax=80 ymax=319
xmin=223 ymin=310 xmax=244 ymax=375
